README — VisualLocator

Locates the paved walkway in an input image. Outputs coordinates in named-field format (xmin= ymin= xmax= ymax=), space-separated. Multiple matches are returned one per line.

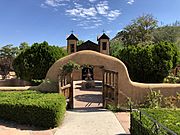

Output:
xmin=73 ymin=80 xmax=103 ymax=108
xmin=54 ymin=81 xmax=126 ymax=135
xmin=55 ymin=108 xmax=126 ymax=135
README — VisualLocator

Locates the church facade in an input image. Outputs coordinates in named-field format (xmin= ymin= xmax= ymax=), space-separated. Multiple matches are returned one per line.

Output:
xmin=66 ymin=33 xmax=110 ymax=80
xmin=67 ymin=33 xmax=110 ymax=55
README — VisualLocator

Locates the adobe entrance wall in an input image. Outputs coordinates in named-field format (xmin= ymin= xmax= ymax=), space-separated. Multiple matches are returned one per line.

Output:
xmin=35 ymin=50 xmax=180 ymax=105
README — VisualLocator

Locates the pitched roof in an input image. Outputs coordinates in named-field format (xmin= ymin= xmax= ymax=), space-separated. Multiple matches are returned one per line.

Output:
xmin=66 ymin=34 xmax=78 ymax=40
xmin=77 ymin=40 xmax=99 ymax=52
xmin=97 ymin=33 xmax=110 ymax=41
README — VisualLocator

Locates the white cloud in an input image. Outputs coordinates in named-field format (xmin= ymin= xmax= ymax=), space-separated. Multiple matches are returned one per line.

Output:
xmin=127 ymin=0 xmax=134 ymax=5
xmin=96 ymin=1 xmax=109 ymax=15
xmin=89 ymin=0 xmax=97 ymax=2
xmin=44 ymin=0 xmax=69 ymax=7
xmin=106 ymin=10 xmax=121 ymax=20
xmin=66 ymin=7 xmax=97 ymax=18
xmin=41 ymin=0 xmax=122 ymax=29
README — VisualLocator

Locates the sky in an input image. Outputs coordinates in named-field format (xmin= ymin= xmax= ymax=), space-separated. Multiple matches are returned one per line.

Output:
xmin=0 ymin=0 xmax=180 ymax=47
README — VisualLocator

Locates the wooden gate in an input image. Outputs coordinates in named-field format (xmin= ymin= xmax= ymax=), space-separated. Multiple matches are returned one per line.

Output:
xmin=103 ymin=69 xmax=118 ymax=108
xmin=58 ymin=73 xmax=73 ymax=109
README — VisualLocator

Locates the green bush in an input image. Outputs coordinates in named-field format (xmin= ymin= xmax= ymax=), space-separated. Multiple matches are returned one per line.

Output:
xmin=117 ymin=42 xmax=178 ymax=83
xmin=144 ymin=89 xmax=163 ymax=108
xmin=0 ymin=91 xmax=66 ymax=128
xmin=13 ymin=41 xmax=67 ymax=82
xmin=131 ymin=109 xmax=180 ymax=135
xmin=164 ymin=71 xmax=180 ymax=83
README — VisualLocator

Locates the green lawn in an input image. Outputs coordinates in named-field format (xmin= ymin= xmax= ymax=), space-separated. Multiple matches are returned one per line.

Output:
xmin=131 ymin=108 xmax=180 ymax=135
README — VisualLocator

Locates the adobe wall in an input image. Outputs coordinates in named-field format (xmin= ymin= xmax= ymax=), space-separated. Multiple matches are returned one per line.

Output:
xmin=35 ymin=50 xmax=180 ymax=105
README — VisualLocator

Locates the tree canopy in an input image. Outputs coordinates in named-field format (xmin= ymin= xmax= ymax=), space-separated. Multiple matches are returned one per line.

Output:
xmin=118 ymin=14 xmax=158 ymax=46
xmin=13 ymin=41 xmax=67 ymax=81
xmin=0 ymin=45 xmax=19 ymax=79
xmin=117 ymin=42 xmax=178 ymax=83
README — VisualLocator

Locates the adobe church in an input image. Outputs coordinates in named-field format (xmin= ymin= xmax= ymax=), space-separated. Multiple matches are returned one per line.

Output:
xmin=66 ymin=33 xmax=110 ymax=80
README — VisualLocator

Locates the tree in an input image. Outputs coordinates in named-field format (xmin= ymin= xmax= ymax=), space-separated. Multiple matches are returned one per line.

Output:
xmin=0 ymin=44 xmax=19 ymax=79
xmin=110 ymin=40 xmax=124 ymax=57
xmin=19 ymin=42 xmax=29 ymax=51
xmin=13 ymin=41 xmax=67 ymax=81
xmin=153 ymin=25 xmax=180 ymax=43
xmin=77 ymin=40 xmax=84 ymax=46
xmin=117 ymin=42 xmax=178 ymax=83
xmin=119 ymin=14 xmax=158 ymax=45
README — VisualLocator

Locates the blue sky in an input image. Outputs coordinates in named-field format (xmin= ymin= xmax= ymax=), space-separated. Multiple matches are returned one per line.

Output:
xmin=0 ymin=0 xmax=180 ymax=47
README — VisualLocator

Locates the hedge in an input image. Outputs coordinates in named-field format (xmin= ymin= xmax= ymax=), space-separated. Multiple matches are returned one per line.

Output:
xmin=0 ymin=91 xmax=66 ymax=129
xmin=130 ymin=109 xmax=180 ymax=135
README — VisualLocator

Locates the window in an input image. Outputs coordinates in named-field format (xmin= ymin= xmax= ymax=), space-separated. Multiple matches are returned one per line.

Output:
xmin=102 ymin=42 xmax=107 ymax=50
xmin=70 ymin=44 xmax=74 ymax=53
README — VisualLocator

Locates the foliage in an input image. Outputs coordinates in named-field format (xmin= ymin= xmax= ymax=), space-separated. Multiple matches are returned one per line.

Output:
xmin=19 ymin=42 xmax=29 ymax=52
xmin=164 ymin=71 xmax=180 ymax=83
xmin=131 ymin=109 xmax=180 ymax=135
xmin=107 ymin=97 xmax=134 ymax=112
xmin=109 ymin=40 xmax=124 ymax=57
xmin=144 ymin=89 xmax=163 ymax=108
xmin=143 ymin=90 xmax=180 ymax=109
xmin=117 ymin=42 xmax=178 ymax=83
xmin=163 ymin=96 xmax=177 ymax=108
xmin=60 ymin=61 xmax=80 ymax=77
xmin=153 ymin=25 xmax=180 ymax=44
xmin=0 ymin=91 xmax=66 ymax=128
xmin=77 ymin=40 xmax=84 ymax=46
xmin=0 ymin=44 xmax=19 ymax=79
xmin=118 ymin=14 xmax=158 ymax=46
xmin=13 ymin=41 xmax=67 ymax=81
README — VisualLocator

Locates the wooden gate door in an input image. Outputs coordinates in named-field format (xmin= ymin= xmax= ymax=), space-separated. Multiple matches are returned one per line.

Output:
xmin=59 ymin=73 xmax=73 ymax=109
xmin=102 ymin=69 xmax=118 ymax=108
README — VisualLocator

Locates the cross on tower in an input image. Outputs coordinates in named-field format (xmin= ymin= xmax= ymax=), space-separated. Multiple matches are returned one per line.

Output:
xmin=102 ymin=29 xmax=105 ymax=33
xmin=71 ymin=30 xmax=74 ymax=34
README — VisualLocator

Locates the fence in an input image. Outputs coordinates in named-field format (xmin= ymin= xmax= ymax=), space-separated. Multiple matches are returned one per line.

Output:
xmin=130 ymin=109 xmax=177 ymax=135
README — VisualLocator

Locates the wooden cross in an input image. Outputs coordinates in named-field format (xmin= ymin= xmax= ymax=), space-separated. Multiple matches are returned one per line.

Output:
xmin=102 ymin=29 xmax=105 ymax=33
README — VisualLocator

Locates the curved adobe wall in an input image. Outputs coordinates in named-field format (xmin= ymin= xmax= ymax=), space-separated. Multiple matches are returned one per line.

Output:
xmin=36 ymin=50 xmax=180 ymax=105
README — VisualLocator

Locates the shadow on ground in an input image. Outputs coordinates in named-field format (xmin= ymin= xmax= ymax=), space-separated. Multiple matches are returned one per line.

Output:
xmin=75 ymin=94 xmax=102 ymax=103
xmin=68 ymin=107 xmax=107 ymax=113
xmin=0 ymin=119 xmax=52 ymax=131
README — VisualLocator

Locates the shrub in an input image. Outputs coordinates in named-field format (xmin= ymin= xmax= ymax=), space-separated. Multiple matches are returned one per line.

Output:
xmin=0 ymin=91 xmax=66 ymax=128
xmin=117 ymin=42 xmax=178 ymax=83
xmin=144 ymin=89 xmax=163 ymax=108
xmin=164 ymin=71 xmax=180 ymax=83
xmin=13 ymin=41 xmax=67 ymax=82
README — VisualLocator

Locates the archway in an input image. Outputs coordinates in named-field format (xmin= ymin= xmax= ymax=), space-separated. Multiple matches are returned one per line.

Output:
xmin=35 ymin=50 xmax=180 ymax=108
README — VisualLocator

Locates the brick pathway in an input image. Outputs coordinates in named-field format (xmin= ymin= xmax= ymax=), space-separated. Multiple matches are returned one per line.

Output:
xmin=115 ymin=112 xmax=131 ymax=134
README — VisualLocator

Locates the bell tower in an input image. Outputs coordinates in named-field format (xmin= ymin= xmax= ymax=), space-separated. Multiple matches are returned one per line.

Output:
xmin=97 ymin=33 xmax=110 ymax=55
xmin=67 ymin=33 xmax=78 ymax=54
